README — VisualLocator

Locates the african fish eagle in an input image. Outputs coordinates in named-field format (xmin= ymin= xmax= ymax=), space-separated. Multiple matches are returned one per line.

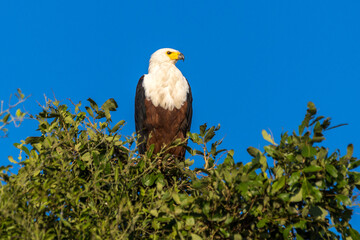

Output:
xmin=135 ymin=48 xmax=193 ymax=159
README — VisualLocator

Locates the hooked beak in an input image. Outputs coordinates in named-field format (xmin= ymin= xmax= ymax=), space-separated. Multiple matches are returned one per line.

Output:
xmin=178 ymin=53 xmax=185 ymax=61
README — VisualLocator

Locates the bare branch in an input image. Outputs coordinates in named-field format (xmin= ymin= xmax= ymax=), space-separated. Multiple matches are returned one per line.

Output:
xmin=0 ymin=90 xmax=30 ymax=137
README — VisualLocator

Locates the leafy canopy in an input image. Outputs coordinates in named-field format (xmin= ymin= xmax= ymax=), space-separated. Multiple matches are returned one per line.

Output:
xmin=0 ymin=99 xmax=359 ymax=239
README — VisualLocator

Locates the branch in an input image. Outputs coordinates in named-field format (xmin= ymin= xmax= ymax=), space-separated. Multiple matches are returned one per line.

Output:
xmin=0 ymin=89 xmax=30 ymax=137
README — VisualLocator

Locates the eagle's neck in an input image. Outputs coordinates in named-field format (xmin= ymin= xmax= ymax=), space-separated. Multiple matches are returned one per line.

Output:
xmin=143 ymin=62 xmax=189 ymax=111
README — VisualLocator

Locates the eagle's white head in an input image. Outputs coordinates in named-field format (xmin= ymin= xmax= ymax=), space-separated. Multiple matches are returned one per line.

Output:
xmin=143 ymin=48 xmax=189 ymax=110
xmin=149 ymin=48 xmax=184 ymax=64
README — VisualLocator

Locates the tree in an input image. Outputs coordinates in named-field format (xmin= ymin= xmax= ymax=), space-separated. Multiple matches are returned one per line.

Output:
xmin=0 ymin=98 xmax=359 ymax=239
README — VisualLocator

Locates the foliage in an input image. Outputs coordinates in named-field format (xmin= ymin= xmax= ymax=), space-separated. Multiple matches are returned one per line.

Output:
xmin=0 ymin=99 xmax=359 ymax=239
xmin=0 ymin=89 xmax=29 ymax=137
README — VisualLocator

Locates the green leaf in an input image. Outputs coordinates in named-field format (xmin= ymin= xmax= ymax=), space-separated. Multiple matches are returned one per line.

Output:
xmin=274 ymin=166 xmax=284 ymax=178
xmin=289 ymin=171 xmax=301 ymax=186
xmin=219 ymin=228 xmax=230 ymax=238
xmin=189 ymin=133 xmax=201 ymax=144
xmin=142 ymin=174 xmax=157 ymax=187
xmin=111 ymin=120 xmax=125 ymax=132
xmin=309 ymin=116 xmax=325 ymax=126
xmin=17 ymin=88 xmax=25 ymax=99
xmin=75 ymin=102 xmax=81 ymax=113
xmin=271 ymin=176 xmax=286 ymax=194
xmin=147 ymin=144 xmax=155 ymax=158
xmin=185 ymin=159 xmax=194 ymax=167
xmin=82 ymin=152 xmax=91 ymax=161
xmin=278 ymin=193 xmax=290 ymax=202
xmin=350 ymin=160 xmax=360 ymax=170
xmin=149 ymin=209 xmax=158 ymax=217
xmin=172 ymin=192 xmax=181 ymax=204
xmin=262 ymin=129 xmax=277 ymax=145
xmin=8 ymin=156 xmax=17 ymax=164
xmin=20 ymin=145 xmax=30 ymax=156
xmin=283 ymin=225 xmax=292 ymax=239
xmin=85 ymin=106 xmax=94 ymax=118
xmin=0 ymin=165 xmax=12 ymax=172
xmin=296 ymin=234 xmax=305 ymax=240
xmin=101 ymin=98 xmax=118 ymax=112
xmin=224 ymin=216 xmax=233 ymax=225
xmin=236 ymin=182 xmax=248 ymax=195
xmin=152 ymin=219 xmax=160 ymax=230
xmin=64 ymin=115 xmax=74 ymax=124
xmin=15 ymin=109 xmax=22 ymax=118
xmin=199 ymin=123 xmax=207 ymax=136
xmin=346 ymin=144 xmax=354 ymax=159
xmin=311 ymin=187 xmax=322 ymax=201
xmin=87 ymin=98 xmax=98 ymax=111
xmin=325 ymin=164 xmax=338 ymax=178
xmin=298 ymin=102 xmax=317 ymax=135
xmin=260 ymin=155 xmax=267 ymax=173
xmin=3 ymin=113 xmax=10 ymax=123
xmin=302 ymin=179 xmax=312 ymax=199
xmin=299 ymin=123 xmax=306 ymax=136
xmin=247 ymin=147 xmax=262 ymax=158
xmin=302 ymin=165 xmax=322 ymax=173
xmin=301 ymin=145 xmax=317 ymax=158
xmin=115 ymin=167 xmax=119 ymax=182
xmin=191 ymin=233 xmax=203 ymax=240
xmin=204 ymin=126 xmax=215 ymax=143
xmin=223 ymin=150 xmax=234 ymax=166
xmin=202 ymin=202 xmax=210 ymax=215
xmin=185 ymin=216 xmax=195 ymax=227
xmin=25 ymin=136 xmax=44 ymax=144
xmin=349 ymin=227 xmax=360 ymax=240
xmin=233 ymin=234 xmax=242 ymax=240
xmin=256 ymin=218 xmax=268 ymax=228
xmin=60 ymin=218 xmax=72 ymax=228
xmin=311 ymin=136 xmax=325 ymax=143
xmin=307 ymin=102 xmax=316 ymax=113
xmin=336 ymin=194 xmax=351 ymax=206
xmin=264 ymin=145 xmax=276 ymax=157
xmin=293 ymin=220 xmax=306 ymax=229
xmin=104 ymin=109 xmax=111 ymax=120
xmin=95 ymin=110 xmax=105 ymax=120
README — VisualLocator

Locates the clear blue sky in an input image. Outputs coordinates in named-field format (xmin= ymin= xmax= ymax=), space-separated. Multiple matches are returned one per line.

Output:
xmin=1 ymin=0 xmax=360 ymax=231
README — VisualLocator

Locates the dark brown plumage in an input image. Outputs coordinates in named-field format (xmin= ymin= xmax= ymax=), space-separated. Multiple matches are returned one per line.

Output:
xmin=135 ymin=76 xmax=192 ymax=159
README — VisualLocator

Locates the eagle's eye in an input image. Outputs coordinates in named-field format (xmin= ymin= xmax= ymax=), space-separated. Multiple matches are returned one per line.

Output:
xmin=166 ymin=51 xmax=171 ymax=55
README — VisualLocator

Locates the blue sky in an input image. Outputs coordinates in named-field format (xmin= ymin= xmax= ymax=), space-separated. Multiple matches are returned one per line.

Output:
xmin=1 ymin=0 xmax=360 ymax=231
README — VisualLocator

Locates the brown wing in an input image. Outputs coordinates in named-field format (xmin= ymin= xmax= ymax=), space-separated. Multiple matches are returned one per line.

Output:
xmin=135 ymin=76 xmax=148 ymax=154
xmin=181 ymin=79 xmax=193 ymax=137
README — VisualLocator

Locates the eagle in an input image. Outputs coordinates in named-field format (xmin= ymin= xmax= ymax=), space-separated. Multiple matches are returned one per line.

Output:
xmin=135 ymin=48 xmax=193 ymax=159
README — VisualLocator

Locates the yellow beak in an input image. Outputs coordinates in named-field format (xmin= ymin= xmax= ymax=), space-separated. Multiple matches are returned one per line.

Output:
xmin=169 ymin=52 xmax=185 ymax=61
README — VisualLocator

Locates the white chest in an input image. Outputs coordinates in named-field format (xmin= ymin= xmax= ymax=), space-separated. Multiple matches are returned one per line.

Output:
xmin=143 ymin=64 xmax=189 ymax=111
